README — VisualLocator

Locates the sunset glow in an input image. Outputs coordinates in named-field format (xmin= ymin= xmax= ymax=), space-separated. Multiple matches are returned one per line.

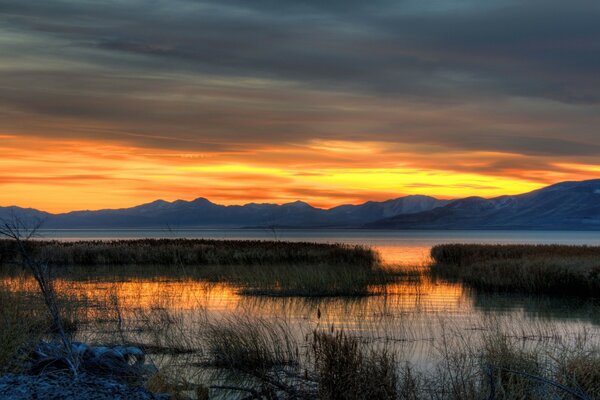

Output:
xmin=1 ymin=134 xmax=598 ymax=212
xmin=1 ymin=0 xmax=600 ymax=212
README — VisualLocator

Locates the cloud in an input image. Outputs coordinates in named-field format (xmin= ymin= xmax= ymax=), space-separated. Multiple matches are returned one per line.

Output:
xmin=4 ymin=0 xmax=598 ymax=102
xmin=1 ymin=0 xmax=600 ymax=207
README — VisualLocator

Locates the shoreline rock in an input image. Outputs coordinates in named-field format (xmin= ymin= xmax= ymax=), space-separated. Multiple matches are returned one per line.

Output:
xmin=28 ymin=341 xmax=157 ymax=379
xmin=0 ymin=372 xmax=169 ymax=400
xmin=2 ymin=340 xmax=168 ymax=399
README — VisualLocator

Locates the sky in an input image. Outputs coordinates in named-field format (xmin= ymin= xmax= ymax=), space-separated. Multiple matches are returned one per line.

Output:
xmin=1 ymin=0 xmax=600 ymax=212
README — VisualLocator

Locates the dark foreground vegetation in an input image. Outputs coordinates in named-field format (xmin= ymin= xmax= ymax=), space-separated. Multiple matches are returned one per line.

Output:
xmin=0 ymin=239 xmax=385 ymax=296
xmin=3 ymin=289 xmax=600 ymax=400
xmin=201 ymin=316 xmax=600 ymax=400
xmin=430 ymin=244 xmax=600 ymax=296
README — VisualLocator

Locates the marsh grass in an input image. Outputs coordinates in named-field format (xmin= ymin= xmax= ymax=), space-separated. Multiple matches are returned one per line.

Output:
xmin=430 ymin=244 xmax=600 ymax=296
xmin=0 ymin=239 xmax=377 ymax=268
xmin=431 ymin=244 xmax=600 ymax=264
xmin=0 ymin=239 xmax=390 ymax=296
xmin=3 ymin=240 xmax=600 ymax=398
xmin=554 ymin=331 xmax=600 ymax=399
xmin=560 ymin=353 xmax=600 ymax=398
xmin=4 ymin=277 xmax=600 ymax=399
xmin=481 ymin=331 xmax=542 ymax=398
xmin=231 ymin=263 xmax=383 ymax=296
xmin=200 ymin=315 xmax=600 ymax=399
xmin=0 ymin=290 xmax=45 ymax=373
xmin=204 ymin=315 xmax=299 ymax=372
xmin=311 ymin=328 xmax=398 ymax=400
xmin=201 ymin=315 xmax=400 ymax=399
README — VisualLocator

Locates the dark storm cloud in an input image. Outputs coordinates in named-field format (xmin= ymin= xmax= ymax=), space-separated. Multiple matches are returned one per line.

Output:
xmin=1 ymin=0 xmax=600 ymax=157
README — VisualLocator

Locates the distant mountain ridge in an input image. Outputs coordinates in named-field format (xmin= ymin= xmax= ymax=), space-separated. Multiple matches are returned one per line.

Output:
xmin=0 ymin=195 xmax=448 ymax=229
xmin=2 ymin=179 xmax=600 ymax=230
xmin=365 ymin=179 xmax=600 ymax=230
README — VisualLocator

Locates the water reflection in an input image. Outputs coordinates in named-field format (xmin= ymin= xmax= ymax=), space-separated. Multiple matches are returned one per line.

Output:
xmin=469 ymin=290 xmax=600 ymax=325
xmin=3 ymin=273 xmax=599 ymax=332
xmin=38 ymin=228 xmax=600 ymax=266
xmin=6 ymin=230 xmax=600 ymax=385
xmin=3 ymin=270 xmax=600 ymax=378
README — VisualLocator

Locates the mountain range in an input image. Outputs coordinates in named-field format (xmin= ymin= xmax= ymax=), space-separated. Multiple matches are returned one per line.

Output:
xmin=2 ymin=179 xmax=600 ymax=230
xmin=365 ymin=179 xmax=600 ymax=230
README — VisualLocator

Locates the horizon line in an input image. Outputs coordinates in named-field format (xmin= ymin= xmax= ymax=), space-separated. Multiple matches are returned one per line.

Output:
xmin=3 ymin=178 xmax=598 ymax=215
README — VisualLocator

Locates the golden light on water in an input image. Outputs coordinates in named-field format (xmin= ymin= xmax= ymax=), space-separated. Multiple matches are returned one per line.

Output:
xmin=0 ymin=242 xmax=466 ymax=320
xmin=0 ymin=274 xmax=467 ymax=324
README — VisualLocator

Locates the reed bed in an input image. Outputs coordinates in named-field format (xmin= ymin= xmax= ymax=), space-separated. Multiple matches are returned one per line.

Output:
xmin=3 ymin=239 xmax=600 ymax=398
xmin=0 ymin=239 xmax=377 ymax=268
xmin=0 ymin=290 xmax=44 ymax=373
xmin=0 ymin=239 xmax=388 ymax=296
xmin=311 ymin=328 xmax=397 ymax=400
xmin=200 ymin=314 xmax=600 ymax=399
xmin=430 ymin=244 xmax=600 ymax=296
xmin=3 ymin=276 xmax=600 ymax=399
xmin=204 ymin=316 xmax=299 ymax=372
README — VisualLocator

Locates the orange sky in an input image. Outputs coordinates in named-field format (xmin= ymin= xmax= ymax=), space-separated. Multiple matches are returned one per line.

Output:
xmin=2 ymin=0 xmax=600 ymax=213
xmin=1 ymin=133 xmax=598 ymax=213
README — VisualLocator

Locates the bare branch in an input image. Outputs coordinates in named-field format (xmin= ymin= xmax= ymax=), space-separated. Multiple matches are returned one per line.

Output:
xmin=0 ymin=216 xmax=78 ymax=376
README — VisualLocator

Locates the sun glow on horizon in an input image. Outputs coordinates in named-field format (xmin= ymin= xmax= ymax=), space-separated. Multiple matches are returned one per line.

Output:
xmin=1 ymin=135 xmax=598 ymax=213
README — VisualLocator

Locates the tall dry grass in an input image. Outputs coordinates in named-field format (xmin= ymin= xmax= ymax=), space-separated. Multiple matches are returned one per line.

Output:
xmin=311 ymin=328 xmax=397 ymax=400
xmin=430 ymin=244 xmax=600 ymax=296
xmin=201 ymin=315 xmax=600 ymax=399
xmin=0 ymin=239 xmax=377 ymax=269
xmin=5 ymin=275 xmax=600 ymax=400
xmin=0 ymin=239 xmax=388 ymax=296
xmin=204 ymin=316 xmax=299 ymax=372
xmin=0 ymin=289 xmax=47 ymax=373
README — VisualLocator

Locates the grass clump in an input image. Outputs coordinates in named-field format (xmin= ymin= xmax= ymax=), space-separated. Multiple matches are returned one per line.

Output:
xmin=204 ymin=316 xmax=299 ymax=372
xmin=555 ymin=334 xmax=600 ymax=399
xmin=203 ymin=316 xmax=399 ymax=399
xmin=430 ymin=244 xmax=600 ymax=296
xmin=559 ymin=353 xmax=600 ymax=398
xmin=481 ymin=332 xmax=542 ymax=398
xmin=311 ymin=329 xmax=397 ymax=400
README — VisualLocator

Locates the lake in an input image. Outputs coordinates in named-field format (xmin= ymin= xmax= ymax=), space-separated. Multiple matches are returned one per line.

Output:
xmin=36 ymin=228 xmax=600 ymax=265
xmin=9 ymin=229 xmax=600 ymax=385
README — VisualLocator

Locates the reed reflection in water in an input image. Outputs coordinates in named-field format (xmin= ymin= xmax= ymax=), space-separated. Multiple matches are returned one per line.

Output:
xmin=3 ymin=271 xmax=599 ymax=370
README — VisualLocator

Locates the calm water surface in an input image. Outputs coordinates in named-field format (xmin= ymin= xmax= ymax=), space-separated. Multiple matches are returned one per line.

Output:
xmin=37 ymin=228 xmax=600 ymax=264
xmin=11 ymin=230 xmax=600 ymax=371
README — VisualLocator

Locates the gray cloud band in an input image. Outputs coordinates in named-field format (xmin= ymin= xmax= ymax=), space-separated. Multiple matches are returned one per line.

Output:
xmin=0 ymin=0 xmax=599 ymax=157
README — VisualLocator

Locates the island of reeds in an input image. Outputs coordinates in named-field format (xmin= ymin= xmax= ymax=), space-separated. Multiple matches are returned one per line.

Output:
xmin=0 ymin=238 xmax=386 ymax=297
xmin=430 ymin=243 xmax=600 ymax=296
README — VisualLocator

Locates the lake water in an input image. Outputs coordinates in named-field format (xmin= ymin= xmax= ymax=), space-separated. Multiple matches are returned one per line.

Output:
xmin=36 ymin=228 xmax=600 ymax=265
xmin=10 ymin=229 xmax=600 ymax=380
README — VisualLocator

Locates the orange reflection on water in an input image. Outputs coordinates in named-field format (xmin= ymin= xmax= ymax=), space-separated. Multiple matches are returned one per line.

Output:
xmin=73 ymin=280 xmax=240 ymax=312
xmin=0 ymin=273 xmax=468 ymax=328
xmin=0 ymin=277 xmax=240 ymax=316
xmin=376 ymin=245 xmax=433 ymax=266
